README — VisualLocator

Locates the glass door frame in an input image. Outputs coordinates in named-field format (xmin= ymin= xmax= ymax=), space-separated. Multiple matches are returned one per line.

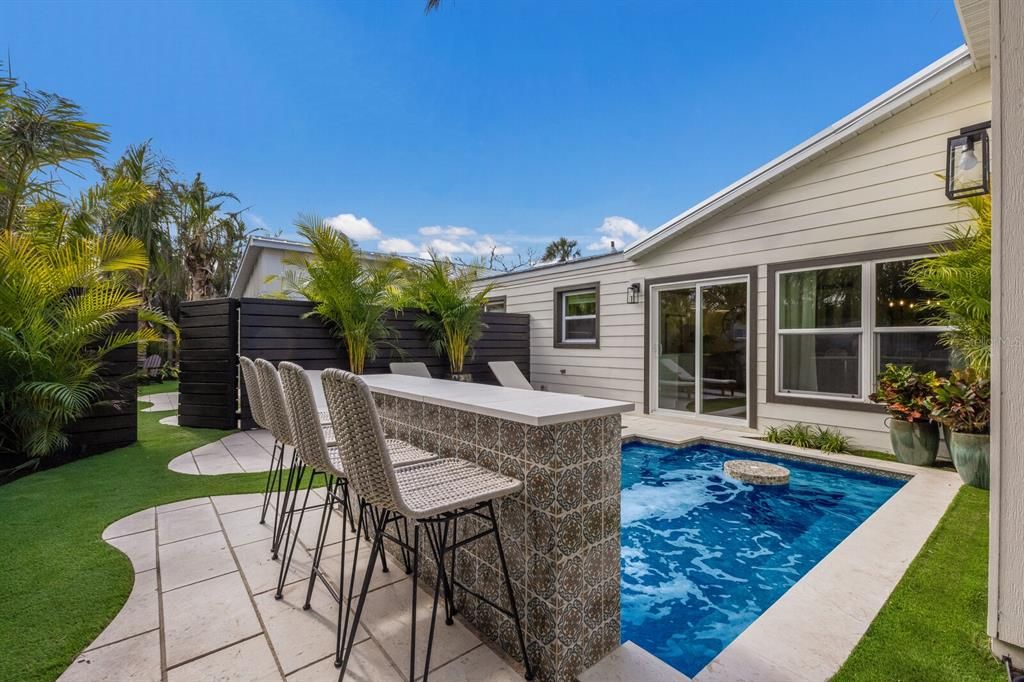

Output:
xmin=649 ymin=274 xmax=752 ymax=424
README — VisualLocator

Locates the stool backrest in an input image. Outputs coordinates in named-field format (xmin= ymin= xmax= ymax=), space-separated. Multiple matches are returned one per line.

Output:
xmin=279 ymin=362 xmax=338 ymax=475
xmin=389 ymin=362 xmax=431 ymax=378
xmin=239 ymin=356 xmax=267 ymax=430
xmin=255 ymin=358 xmax=294 ymax=446
xmin=321 ymin=368 xmax=400 ymax=511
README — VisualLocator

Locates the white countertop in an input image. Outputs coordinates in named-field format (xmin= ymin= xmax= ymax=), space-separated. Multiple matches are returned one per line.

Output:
xmin=311 ymin=372 xmax=633 ymax=427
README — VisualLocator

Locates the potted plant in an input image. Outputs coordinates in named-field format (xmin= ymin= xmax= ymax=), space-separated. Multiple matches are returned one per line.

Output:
xmin=927 ymin=369 xmax=991 ymax=489
xmin=275 ymin=216 xmax=406 ymax=374
xmin=408 ymin=254 xmax=493 ymax=381
xmin=869 ymin=364 xmax=941 ymax=466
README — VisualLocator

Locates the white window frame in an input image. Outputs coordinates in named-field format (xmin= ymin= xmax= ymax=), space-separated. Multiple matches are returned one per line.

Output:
xmin=559 ymin=288 xmax=598 ymax=345
xmin=774 ymin=255 xmax=951 ymax=404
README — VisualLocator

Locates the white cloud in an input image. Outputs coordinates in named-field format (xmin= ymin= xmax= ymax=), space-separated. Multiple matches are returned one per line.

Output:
xmin=419 ymin=235 xmax=514 ymax=259
xmin=377 ymin=238 xmax=418 ymax=254
xmin=418 ymin=225 xmax=476 ymax=238
xmin=325 ymin=213 xmax=381 ymax=241
xmin=586 ymin=215 xmax=649 ymax=251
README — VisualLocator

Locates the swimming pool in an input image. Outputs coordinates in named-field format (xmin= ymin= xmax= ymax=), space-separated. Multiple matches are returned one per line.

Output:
xmin=620 ymin=439 xmax=905 ymax=677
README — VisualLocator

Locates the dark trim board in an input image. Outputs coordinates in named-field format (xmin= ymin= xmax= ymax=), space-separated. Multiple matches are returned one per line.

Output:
xmin=552 ymin=282 xmax=601 ymax=349
xmin=642 ymin=267 xmax=759 ymax=430
xmin=764 ymin=244 xmax=934 ymax=414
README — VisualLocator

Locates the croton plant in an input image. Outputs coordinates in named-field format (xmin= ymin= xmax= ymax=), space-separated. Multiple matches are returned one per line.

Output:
xmin=869 ymin=364 xmax=940 ymax=422
xmin=926 ymin=369 xmax=991 ymax=434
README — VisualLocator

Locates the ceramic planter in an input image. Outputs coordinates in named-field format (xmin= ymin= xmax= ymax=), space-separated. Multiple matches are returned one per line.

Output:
xmin=948 ymin=431 xmax=990 ymax=489
xmin=448 ymin=372 xmax=473 ymax=382
xmin=888 ymin=419 xmax=939 ymax=466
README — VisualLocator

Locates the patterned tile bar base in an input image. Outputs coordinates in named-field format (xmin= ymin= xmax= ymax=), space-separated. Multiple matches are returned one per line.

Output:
xmin=373 ymin=392 xmax=622 ymax=682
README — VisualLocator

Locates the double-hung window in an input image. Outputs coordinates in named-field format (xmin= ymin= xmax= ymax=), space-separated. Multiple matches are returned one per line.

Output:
xmin=775 ymin=256 xmax=953 ymax=403
xmin=555 ymin=284 xmax=599 ymax=348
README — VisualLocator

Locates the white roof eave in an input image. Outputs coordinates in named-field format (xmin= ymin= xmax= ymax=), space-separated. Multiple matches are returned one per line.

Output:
xmin=623 ymin=45 xmax=974 ymax=261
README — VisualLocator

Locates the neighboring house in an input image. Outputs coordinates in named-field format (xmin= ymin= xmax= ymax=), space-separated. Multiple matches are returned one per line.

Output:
xmin=229 ymin=235 xmax=433 ymax=299
xmin=478 ymin=43 xmax=991 ymax=451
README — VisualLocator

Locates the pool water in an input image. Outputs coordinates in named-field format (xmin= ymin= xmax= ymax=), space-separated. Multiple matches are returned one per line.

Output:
xmin=619 ymin=440 xmax=904 ymax=677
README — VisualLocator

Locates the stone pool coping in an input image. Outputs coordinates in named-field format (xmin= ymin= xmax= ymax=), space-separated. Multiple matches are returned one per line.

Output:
xmin=613 ymin=433 xmax=961 ymax=682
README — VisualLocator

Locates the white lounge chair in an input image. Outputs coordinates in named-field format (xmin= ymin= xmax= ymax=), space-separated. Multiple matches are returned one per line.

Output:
xmin=390 ymin=362 xmax=431 ymax=378
xmin=488 ymin=361 xmax=533 ymax=390
xmin=659 ymin=357 xmax=737 ymax=396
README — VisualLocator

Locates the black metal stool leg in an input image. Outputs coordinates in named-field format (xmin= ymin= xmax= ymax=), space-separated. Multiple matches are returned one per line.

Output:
xmin=338 ymin=508 xmax=386 ymax=680
xmin=303 ymin=474 xmax=336 ymax=609
xmin=259 ymin=440 xmax=280 ymax=525
xmin=421 ymin=518 xmax=451 ymax=682
xmin=409 ymin=523 xmax=420 ymax=682
xmin=488 ymin=501 xmax=534 ymax=680
xmin=276 ymin=468 xmax=315 ymax=598
xmin=272 ymin=448 xmax=299 ymax=559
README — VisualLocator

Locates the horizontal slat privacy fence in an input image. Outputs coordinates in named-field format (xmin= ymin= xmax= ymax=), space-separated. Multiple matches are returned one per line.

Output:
xmin=178 ymin=299 xmax=238 ymax=429
xmin=178 ymin=297 xmax=531 ymax=430
xmin=63 ymin=311 xmax=139 ymax=458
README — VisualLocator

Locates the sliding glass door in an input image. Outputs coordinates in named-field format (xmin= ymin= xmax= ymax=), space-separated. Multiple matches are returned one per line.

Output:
xmin=653 ymin=278 xmax=749 ymax=422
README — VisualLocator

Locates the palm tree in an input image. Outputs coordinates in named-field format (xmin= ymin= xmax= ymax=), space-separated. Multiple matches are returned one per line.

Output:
xmin=542 ymin=237 xmax=581 ymax=263
xmin=276 ymin=216 xmax=406 ymax=374
xmin=908 ymin=193 xmax=992 ymax=373
xmin=0 ymin=75 xmax=108 ymax=233
xmin=0 ymin=228 xmax=174 ymax=461
xmin=172 ymin=173 xmax=251 ymax=301
xmin=406 ymin=254 xmax=494 ymax=376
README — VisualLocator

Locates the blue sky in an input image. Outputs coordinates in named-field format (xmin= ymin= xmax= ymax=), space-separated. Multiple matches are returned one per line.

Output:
xmin=5 ymin=0 xmax=964 ymax=262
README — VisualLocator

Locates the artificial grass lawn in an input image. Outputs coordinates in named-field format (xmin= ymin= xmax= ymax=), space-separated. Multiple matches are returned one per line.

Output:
xmin=0 ymin=399 xmax=263 ymax=682
xmin=832 ymin=485 xmax=1003 ymax=682
xmin=0 ymin=405 xmax=1002 ymax=682
xmin=138 ymin=379 xmax=178 ymax=396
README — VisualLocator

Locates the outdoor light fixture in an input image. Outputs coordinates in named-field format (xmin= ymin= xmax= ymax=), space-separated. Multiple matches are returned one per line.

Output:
xmin=626 ymin=282 xmax=641 ymax=304
xmin=945 ymin=120 xmax=991 ymax=200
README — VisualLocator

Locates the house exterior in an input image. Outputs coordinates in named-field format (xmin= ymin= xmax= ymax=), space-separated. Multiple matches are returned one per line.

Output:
xmin=478 ymin=45 xmax=992 ymax=451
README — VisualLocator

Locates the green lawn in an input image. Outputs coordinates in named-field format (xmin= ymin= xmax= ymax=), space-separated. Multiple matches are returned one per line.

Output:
xmin=138 ymin=379 xmax=178 ymax=396
xmin=832 ymin=485 xmax=1002 ymax=681
xmin=0 ymin=400 xmax=263 ymax=682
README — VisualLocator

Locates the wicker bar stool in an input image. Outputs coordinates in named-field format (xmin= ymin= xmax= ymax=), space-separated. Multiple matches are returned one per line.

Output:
xmin=239 ymin=357 xmax=280 ymax=527
xmin=322 ymin=369 xmax=534 ymax=682
xmin=276 ymin=363 xmax=439 ymax=608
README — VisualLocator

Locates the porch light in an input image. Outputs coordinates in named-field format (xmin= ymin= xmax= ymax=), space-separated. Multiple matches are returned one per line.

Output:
xmin=945 ymin=121 xmax=991 ymax=200
xmin=626 ymin=282 xmax=641 ymax=304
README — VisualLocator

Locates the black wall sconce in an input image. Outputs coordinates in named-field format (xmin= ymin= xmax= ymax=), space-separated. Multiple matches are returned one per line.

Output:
xmin=945 ymin=120 xmax=991 ymax=200
xmin=626 ymin=282 xmax=641 ymax=304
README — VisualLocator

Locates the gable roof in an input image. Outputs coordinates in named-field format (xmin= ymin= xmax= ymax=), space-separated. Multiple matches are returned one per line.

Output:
xmin=624 ymin=45 xmax=975 ymax=260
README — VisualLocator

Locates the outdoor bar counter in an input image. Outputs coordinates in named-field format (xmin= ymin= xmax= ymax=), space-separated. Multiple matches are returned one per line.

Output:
xmin=353 ymin=374 xmax=632 ymax=681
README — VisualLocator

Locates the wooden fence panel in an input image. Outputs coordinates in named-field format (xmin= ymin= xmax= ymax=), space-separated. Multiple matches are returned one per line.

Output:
xmin=235 ymin=299 xmax=530 ymax=430
xmin=178 ymin=299 xmax=238 ymax=429
xmin=64 ymin=311 xmax=139 ymax=457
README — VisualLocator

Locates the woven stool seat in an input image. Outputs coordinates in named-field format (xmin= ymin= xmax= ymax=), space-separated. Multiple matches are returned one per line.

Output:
xmin=394 ymin=458 xmax=523 ymax=518
xmin=386 ymin=439 xmax=440 ymax=467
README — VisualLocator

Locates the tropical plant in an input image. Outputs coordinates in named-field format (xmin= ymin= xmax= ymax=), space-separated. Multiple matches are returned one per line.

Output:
xmin=763 ymin=423 xmax=853 ymax=453
xmin=275 ymin=216 xmax=406 ymax=374
xmin=171 ymin=173 xmax=252 ymax=302
xmin=541 ymin=237 xmax=581 ymax=263
xmin=407 ymin=254 xmax=494 ymax=375
xmin=926 ymin=369 xmax=990 ymax=435
xmin=0 ymin=73 xmax=108 ymax=234
xmin=907 ymin=193 xmax=991 ymax=373
xmin=868 ymin=364 xmax=939 ymax=422
xmin=0 ymin=229 xmax=173 ymax=461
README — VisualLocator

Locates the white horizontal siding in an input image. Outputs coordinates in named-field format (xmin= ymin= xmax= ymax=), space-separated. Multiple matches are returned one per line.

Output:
xmin=487 ymin=67 xmax=990 ymax=451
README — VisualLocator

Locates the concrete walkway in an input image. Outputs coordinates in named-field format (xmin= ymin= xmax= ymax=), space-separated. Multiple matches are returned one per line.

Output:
xmin=61 ymin=493 xmax=521 ymax=682
xmin=169 ymin=430 xmax=279 ymax=475
xmin=140 ymin=391 xmax=179 ymax=413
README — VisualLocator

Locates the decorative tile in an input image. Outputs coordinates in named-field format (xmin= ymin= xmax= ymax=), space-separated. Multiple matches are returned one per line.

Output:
xmin=555 ymin=423 xmax=583 ymax=467
xmin=499 ymin=421 xmax=526 ymax=457
xmin=524 ymin=425 xmax=556 ymax=467
xmin=557 ymin=512 xmax=583 ymax=557
xmin=555 ymin=466 xmax=582 ymax=513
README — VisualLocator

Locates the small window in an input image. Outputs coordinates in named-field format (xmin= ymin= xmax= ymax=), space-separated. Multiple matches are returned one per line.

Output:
xmin=873 ymin=259 xmax=954 ymax=375
xmin=554 ymin=284 xmax=599 ymax=348
xmin=484 ymin=297 xmax=506 ymax=313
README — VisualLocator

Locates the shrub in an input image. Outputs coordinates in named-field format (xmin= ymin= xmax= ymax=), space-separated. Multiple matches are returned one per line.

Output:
xmin=763 ymin=422 xmax=853 ymax=454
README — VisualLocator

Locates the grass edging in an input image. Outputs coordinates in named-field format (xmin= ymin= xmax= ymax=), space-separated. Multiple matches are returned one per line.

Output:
xmin=832 ymin=485 xmax=1002 ymax=681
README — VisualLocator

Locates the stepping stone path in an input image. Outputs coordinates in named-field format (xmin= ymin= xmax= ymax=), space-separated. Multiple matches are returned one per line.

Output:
xmin=60 ymin=493 xmax=522 ymax=681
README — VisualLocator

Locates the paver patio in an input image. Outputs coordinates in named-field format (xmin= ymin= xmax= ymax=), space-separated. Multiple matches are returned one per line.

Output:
xmin=61 ymin=493 xmax=523 ymax=682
